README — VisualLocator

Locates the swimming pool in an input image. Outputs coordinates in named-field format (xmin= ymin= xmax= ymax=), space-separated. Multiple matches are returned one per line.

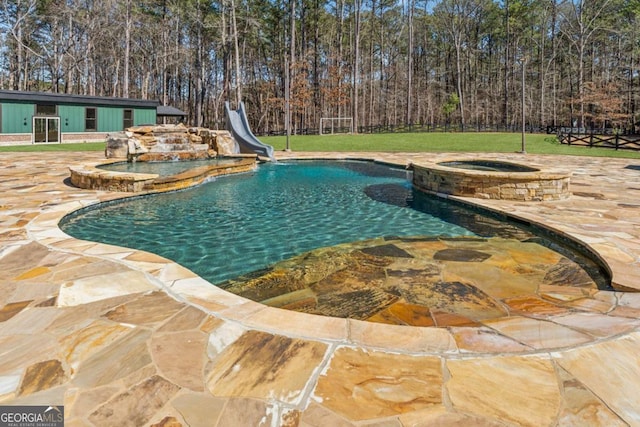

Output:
xmin=60 ymin=160 xmax=608 ymax=289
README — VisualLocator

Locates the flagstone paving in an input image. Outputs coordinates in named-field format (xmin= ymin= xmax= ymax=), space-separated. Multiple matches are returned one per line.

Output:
xmin=220 ymin=235 xmax=612 ymax=333
xmin=1 ymin=150 xmax=640 ymax=426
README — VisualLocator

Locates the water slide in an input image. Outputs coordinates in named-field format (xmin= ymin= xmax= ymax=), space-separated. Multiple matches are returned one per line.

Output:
xmin=225 ymin=101 xmax=275 ymax=160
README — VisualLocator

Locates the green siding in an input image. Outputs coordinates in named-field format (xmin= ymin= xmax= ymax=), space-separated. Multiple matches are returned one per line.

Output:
xmin=58 ymin=105 xmax=85 ymax=132
xmin=97 ymin=107 xmax=123 ymax=132
xmin=1 ymin=101 xmax=157 ymax=134
xmin=1 ymin=102 xmax=34 ymax=133
xmin=65 ymin=106 xmax=156 ymax=132
xmin=134 ymin=108 xmax=156 ymax=126
xmin=97 ymin=107 xmax=156 ymax=130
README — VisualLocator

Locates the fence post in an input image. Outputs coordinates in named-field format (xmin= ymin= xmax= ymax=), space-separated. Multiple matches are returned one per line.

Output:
xmin=568 ymin=132 xmax=572 ymax=145
xmin=615 ymin=134 xmax=619 ymax=150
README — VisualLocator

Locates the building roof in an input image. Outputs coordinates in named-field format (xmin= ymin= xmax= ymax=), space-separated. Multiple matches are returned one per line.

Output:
xmin=0 ymin=90 xmax=159 ymax=108
xmin=157 ymin=105 xmax=187 ymax=117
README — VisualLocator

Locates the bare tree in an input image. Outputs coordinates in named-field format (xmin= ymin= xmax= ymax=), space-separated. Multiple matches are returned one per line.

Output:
xmin=559 ymin=0 xmax=613 ymax=127
xmin=1 ymin=0 xmax=39 ymax=90
xmin=433 ymin=0 xmax=488 ymax=129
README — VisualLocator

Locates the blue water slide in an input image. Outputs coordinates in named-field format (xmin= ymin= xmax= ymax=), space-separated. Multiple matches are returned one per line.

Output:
xmin=225 ymin=101 xmax=275 ymax=160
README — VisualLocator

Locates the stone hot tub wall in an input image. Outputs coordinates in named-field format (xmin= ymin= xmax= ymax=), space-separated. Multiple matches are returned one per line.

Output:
xmin=70 ymin=157 xmax=257 ymax=193
xmin=410 ymin=160 xmax=571 ymax=201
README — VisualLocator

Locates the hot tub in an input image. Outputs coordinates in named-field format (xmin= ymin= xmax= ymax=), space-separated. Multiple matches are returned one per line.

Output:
xmin=410 ymin=158 xmax=571 ymax=201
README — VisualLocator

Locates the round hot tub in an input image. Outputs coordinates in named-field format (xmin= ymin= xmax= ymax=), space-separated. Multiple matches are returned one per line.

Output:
xmin=411 ymin=158 xmax=571 ymax=201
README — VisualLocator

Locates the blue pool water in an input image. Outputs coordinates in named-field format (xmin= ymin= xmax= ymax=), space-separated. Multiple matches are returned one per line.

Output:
xmin=98 ymin=158 xmax=244 ymax=176
xmin=60 ymin=160 xmax=581 ymax=285
xmin=438 ymin=160 xmax=539 ymax=173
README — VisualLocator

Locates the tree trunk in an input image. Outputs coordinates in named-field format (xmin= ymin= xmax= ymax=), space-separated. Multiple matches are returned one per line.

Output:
xmin=503 ymin=0 xmax=509 ymax=127
xmin=352 ymin=0 xmax=361 ymax=133
xmin=406 ymin=0 xmax=414 ymax=126
xmin=123 ymin=0 xmax=132 ymax=98
xmin=231 ymin=0 xmax=242 ymax=106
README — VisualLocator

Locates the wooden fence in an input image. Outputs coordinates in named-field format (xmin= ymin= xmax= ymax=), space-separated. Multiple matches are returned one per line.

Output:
xmin=557 ymin=132 xmax=640 ymax=151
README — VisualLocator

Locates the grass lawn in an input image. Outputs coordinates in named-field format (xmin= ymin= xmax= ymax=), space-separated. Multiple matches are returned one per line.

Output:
xmin=262 ymin=133 xmax=640 ymax=158
xmin=1 ymin=133 xmax=640 ymax=158
xmin=0 ymin=142 xmax=105 ymax=152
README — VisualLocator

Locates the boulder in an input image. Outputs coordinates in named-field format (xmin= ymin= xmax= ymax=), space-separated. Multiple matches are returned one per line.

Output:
xmin=126 ymin=125 xmax=154 ymax=135
xmin=137 ymin=135 xmax=158 ymax=147
xmin=127 ymin=138 xmax=149 ymax=155
xmin=155 ymin=133 xmax=191 ymax=145
xmin=150 ymin=123 xmax=188 ymax=134
xmin=105 ymin=132 xmax=130 ymax=158
xmin=212 ymin=130 xmax=239 ymax=156
xmin=199 ymin=129 xmax=215 ymax=147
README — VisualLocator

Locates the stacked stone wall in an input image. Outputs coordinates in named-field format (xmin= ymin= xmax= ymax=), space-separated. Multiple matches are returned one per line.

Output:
xmin=69 ymin=165 xmax=156 ymax=192
xmin=69 ymin=157 xmax=257 ymax=193
xmin=411 ymin=163 xmax=571 ymax=201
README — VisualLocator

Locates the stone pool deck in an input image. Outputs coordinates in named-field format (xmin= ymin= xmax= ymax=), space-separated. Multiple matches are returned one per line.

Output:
xmin=1 ymin=151 xmax=640 ymax=426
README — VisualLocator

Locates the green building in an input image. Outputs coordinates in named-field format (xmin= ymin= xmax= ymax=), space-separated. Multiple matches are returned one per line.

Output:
xmin=0 ymin=90 xmax=170 ymax=145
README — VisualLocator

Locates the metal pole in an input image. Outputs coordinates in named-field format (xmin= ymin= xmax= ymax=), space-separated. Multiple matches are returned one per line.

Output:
xmin=521 ymin=56 xmax=526 ymax=154
xmin=285 ymin=56 xmax=290 ymax=151
xmin=288 ymin=0 xmax=295 ymax=151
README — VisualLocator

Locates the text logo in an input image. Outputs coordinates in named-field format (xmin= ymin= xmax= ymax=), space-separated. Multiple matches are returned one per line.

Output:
xmin=0 ymin=406 xmax=64 ymax=427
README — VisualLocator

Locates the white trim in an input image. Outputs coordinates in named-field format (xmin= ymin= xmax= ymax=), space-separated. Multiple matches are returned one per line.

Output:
xmin=32 ymin=116 xmax=61 ymax=144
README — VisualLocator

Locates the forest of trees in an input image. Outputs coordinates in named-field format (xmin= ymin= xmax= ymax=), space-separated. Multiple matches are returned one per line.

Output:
xmin=1 ymin=0 xmax=638 ymax=134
